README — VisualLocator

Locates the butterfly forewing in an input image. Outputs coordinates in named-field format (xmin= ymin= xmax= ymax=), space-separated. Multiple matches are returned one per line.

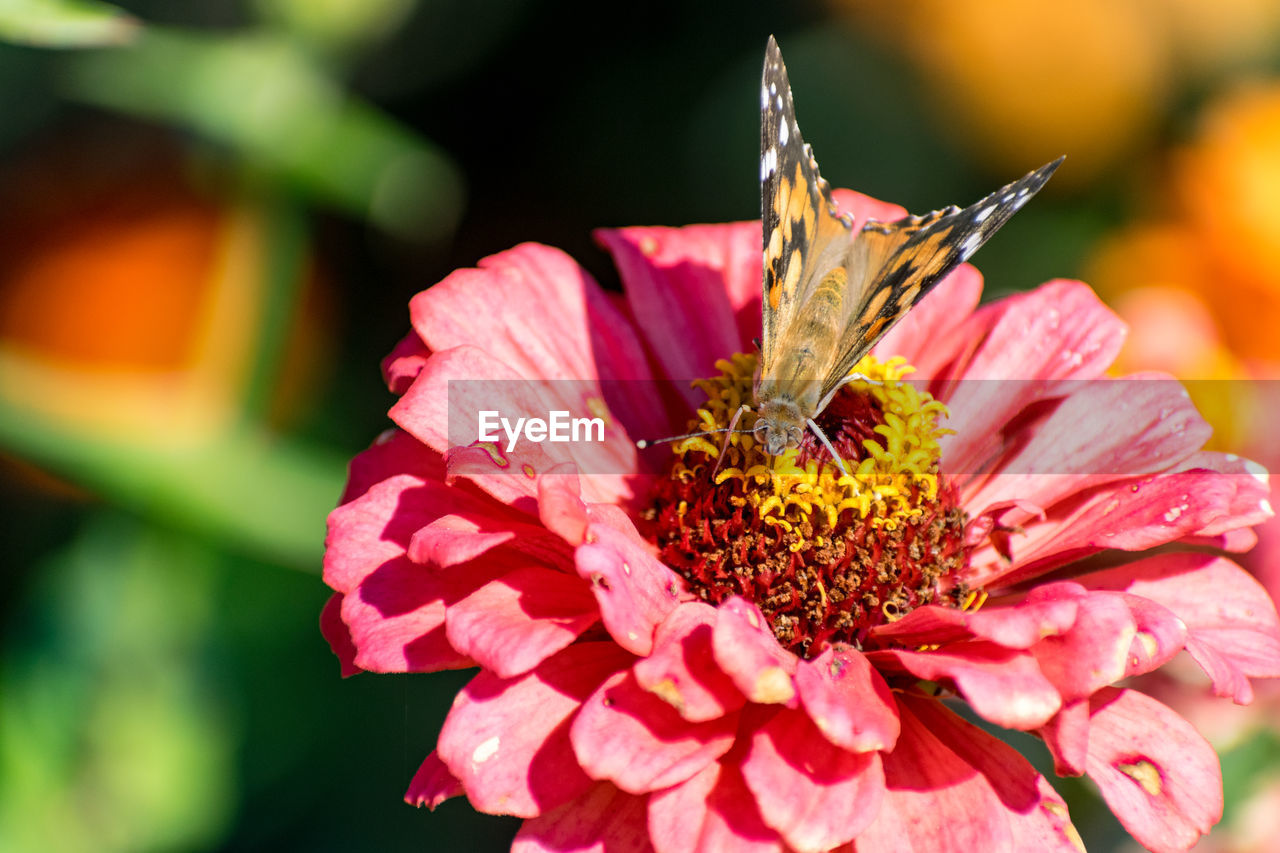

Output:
xmin=752 ymin=36 xmax=1061 ymax=460
xmin=818 ymin=157 xmax=1063 ymax=399
xmin=760 ymin=35 xmax=853 ymax=380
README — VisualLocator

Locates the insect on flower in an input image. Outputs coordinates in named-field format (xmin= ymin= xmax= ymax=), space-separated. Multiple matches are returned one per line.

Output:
xmin=647 ymin=37 xmax=1062 ymax=475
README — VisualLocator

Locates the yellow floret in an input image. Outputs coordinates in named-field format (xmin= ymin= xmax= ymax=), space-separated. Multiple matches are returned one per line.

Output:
xmin=670 ymin=354 xmax=951 ymax=547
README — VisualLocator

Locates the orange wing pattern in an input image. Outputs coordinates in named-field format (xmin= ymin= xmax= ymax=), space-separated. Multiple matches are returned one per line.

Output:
xmin=759 ymin=35 xmax=854 ymax=380
xmin=819 ymin=159 xmax=1062 ymax=399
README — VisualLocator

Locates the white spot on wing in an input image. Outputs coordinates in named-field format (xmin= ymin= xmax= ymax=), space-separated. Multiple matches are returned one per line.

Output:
xmin=960 ymin=232 xmax=982 ymax=258
xmin=761 ymin=147 xmax=777 ymax=179
xmin=779 ymin=121 xmax=790 ymax=145
xmin=973 ymin=204 xmax=996 ymax=224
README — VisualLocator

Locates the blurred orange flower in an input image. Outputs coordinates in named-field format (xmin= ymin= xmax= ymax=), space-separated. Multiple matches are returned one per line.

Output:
xmin=1087 ymin=81 xmax=1280 ymax=373
xmin=0 ymin=127 xmax=326 ymax=448
xmin=836 ymin=0 xmax=1280 ymax=185
xmin=1173 ymin=84 xmax=1280 ymax=360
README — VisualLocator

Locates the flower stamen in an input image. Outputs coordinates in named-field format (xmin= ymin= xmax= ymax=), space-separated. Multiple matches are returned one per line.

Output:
xmin=640 ymin=353 xmax=971 ymax=657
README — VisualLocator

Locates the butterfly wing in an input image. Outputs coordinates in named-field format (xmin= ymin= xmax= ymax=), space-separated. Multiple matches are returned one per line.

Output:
xmin=818 ymin=157 xmax=1063 ymax=400
xmin=760 ymin=36 xmax=854 ymax=379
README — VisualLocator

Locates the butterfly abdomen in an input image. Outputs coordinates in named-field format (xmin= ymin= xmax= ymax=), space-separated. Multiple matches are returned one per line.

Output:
xmin=762 ymin=264 xmax=850 ymax=420
xmin=791 ymin=265 xmax=850 ymax=362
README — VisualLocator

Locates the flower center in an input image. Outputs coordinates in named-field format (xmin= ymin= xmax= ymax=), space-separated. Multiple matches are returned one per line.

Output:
xmin=640 ymin=353 xmax=970 ymax=658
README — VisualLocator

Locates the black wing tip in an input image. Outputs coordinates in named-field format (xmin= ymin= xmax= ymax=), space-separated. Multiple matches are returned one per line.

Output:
xmin=985 ymin=154 xmax=1065 ymax=206
xmin=764 ymin=35 xmax=784 ymax=76
xmin=1025 ymin=155 xmax=1065 ymax=189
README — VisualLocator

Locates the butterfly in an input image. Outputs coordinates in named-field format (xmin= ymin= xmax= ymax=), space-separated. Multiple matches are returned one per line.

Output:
xmin=747 ymin=35 xmax=1062 ymax=471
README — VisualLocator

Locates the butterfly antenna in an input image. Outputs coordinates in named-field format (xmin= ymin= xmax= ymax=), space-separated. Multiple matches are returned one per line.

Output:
xmin=635 ymin=430 xmax=724 ymax=449
xmin=806 ymin=418 xmax=850 ymax=478
xmin=635 ymin=425 xmax=748 ymax=450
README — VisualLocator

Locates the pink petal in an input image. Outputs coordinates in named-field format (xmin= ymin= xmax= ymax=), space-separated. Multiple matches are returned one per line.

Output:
xmin=870 ymin=641 xmax=1061 ymax=730
xmin=871 ymin=588 xmax=1079 ymax=649
xmin=829 ymin=188 xmax=908 ymax=226
xmin=574 ymin=515 xmax=683 ymax=656
xmin=325 ymin=474 xmax=439 ymax=595
xmin=326 ymin=473 xmax=504 ymax=672
xmin=338 ymin=428 xmax=443 ymax=506
xmin=1185 ymin=526 xmax=1257 ymax=552
xmin=437 ymin=643 xmax=633 ymax=818
xmin=649 ymin=762 xmax=786 ymax=853
xmin=1168 ymin=451 xmax=1274 ymax=537
xmin=977 ymin=464 xmax=1274 ymax=589
xmin=939 ymin=280 xmax=1128 ymax=476
xmin=1183 ymin=638 xmax=1261 ymax=707
xmin=410 ymin=242 xmax=666 ymax=440
xmin=1030 ymin=587 xmax=1135 ymax=703
xmin=873 ymin=264 xmax=984 ymax=376
xmin=711 ymin=598 xmax=798 ymax=706
xmin=1084 ymin=688 xmax=1221 ymax=853
xmin=407 ymin=511 xmax=572 ymax=570
xmin=390 ymin=347 xmax=551 ymax=511
xmin=404 ymin=750 xmax=462 ymax=809
xmin=339 ymin=554 xmax=504 ymax=673
xmin=596 ymin=222 xmax=758 ymax=402
xmin=851 ymin=697 xmax=1014 ymax=853
xmin=901 ymin=695 xmax=1081 ymax=852
xmin=1110 ymin=593 xmax=1187 ymax=678
xmin=393 ymin=468 xmax=571 ymax=570
xmin=1077 ymin=552 xmax=1280 ymax=703
xmin=1039 ymin=699 xmax=1091 ymax=777
xmin=794 ymin=647 xmax=899 ymax=752
xmin=382 ymin=331 xmax=430 ymax=395
xmin=342 ymin=589 xmax=456 ymax=673
xmin=319 ymin=593 xmax=361 ymax=677
xmin=446 ymin=566 xmax=600 ymax=678
xmin=570 ymin=670 xmax=738 ymax=795
xmin=512 ymin=782 xmax=651 ymax=853
xmin=408 ymin=514 xmax=516 ymax=566
xmin=633 ymin=602 xmax=746 ymax=723
xmin=648 ymin=762 xmax=718 ymax=853
xmin=963 ymin=375 xmax=1211 ymax=514
xmin=741 ymin=707 xmax=885 ymax=853
xmin=538 ymin=466 xmax=590 ymax=545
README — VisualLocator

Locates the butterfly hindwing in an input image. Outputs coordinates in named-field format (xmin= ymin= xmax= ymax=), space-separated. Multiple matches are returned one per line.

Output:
xmin=819 ymin=157 xmax=1063 ymax=399
xmin=760 ymin=35 xmax=853 ymax=379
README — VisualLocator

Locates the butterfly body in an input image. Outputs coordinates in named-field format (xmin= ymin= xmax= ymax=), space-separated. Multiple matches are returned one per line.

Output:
xmin=752 ymin=36 xmax=1062 ymax=464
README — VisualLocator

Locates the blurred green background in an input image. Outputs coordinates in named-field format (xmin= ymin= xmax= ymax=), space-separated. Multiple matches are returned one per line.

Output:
xmin=3 ymin=1 xmax=1280 ymax=850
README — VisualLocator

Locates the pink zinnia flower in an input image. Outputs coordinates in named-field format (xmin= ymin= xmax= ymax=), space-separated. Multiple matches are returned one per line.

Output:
xmin=322 ymin=188 xmax=1280 ymax=853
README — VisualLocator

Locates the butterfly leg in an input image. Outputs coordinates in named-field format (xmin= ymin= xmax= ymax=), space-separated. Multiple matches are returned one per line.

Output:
xmin=806 ymin=418 xmax=850 ymax=478
xmin=814 ymin=373 xmax=884 ymax=416
xmin=712 ymin=404 xmax=750 ymax=477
